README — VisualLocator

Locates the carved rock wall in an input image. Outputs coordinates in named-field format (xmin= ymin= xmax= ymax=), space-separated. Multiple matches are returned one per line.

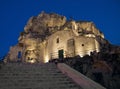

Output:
xmin=7 ymin=12 xmax=106 ymax=63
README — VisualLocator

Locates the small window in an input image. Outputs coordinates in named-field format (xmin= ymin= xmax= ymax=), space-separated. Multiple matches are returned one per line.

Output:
xmin=82 ymin=44 xmax=84 ymax=46
xmin=56 ymin=38 xmax=59 ymax=43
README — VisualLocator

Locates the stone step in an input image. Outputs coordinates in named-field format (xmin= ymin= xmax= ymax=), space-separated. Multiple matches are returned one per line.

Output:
xmin=0 ymin=82 xmax=80 ymax=89
xmin=0 ymin=63 xmax=82 ymax=89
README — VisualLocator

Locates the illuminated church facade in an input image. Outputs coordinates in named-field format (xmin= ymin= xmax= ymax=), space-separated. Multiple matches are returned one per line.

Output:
xmin=6 ymin=12 xmax=105 ymax=63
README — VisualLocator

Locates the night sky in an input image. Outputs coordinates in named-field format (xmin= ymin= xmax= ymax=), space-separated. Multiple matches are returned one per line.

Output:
xmin=0 ymin=0 xmax=120 ymax=58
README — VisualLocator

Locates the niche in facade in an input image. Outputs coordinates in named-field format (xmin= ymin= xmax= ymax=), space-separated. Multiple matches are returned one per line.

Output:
xmin=56 ymin=38 xmax=59 ymax=43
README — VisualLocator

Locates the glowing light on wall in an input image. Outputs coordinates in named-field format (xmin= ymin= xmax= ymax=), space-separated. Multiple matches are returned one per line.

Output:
xmin=44 ymin=55 xmax=49 ymax=63
xmin=80 ymin=55 xmax=84 ymax=57
xmin=30 ymin=60 xmax=35 ymax=63
xmin=85 ymin=34 xmax=95 ymax=38
xmin=76 ymin=51 xmax=85 ymax=57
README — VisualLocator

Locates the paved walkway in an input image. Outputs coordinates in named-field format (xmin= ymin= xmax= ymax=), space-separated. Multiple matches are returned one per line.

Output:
xmin=0 ymin=63 xmax=82 ymax=89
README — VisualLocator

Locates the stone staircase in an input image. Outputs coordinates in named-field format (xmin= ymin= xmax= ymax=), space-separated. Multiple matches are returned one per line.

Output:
xmin=0 ymin=63 xmax=82 ymax=89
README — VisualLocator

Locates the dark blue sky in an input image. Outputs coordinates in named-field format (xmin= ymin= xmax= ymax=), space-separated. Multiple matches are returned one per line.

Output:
xmin=0 ymin=0 xmax=120 ymax=58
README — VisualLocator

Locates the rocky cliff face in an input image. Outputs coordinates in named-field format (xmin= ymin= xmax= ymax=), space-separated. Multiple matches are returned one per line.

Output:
xmin=19 ymin=11 xmax=104 ymax=44
xmin=6 ymin=11 xmax=107 ymax=63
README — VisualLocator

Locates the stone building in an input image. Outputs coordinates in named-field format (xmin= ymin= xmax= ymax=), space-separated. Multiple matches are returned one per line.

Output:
xmin=6 ymin=12 xmax=106 ymax=63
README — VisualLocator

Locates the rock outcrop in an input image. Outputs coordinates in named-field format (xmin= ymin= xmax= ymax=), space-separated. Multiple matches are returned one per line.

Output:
xmin=6 ymin=11 xmax=107 ymax=63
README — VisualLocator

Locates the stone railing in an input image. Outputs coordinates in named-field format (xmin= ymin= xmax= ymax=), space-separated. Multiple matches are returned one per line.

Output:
xmin=57 ymin=63 xmax=106 ymax=89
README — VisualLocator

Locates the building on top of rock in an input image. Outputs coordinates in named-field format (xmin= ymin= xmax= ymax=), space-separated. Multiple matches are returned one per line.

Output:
xmin=6 ymin=11 xmax=107 ymax=63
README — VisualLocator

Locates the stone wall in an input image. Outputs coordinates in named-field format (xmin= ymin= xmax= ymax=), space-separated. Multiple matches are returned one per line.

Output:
xmin=74 ymin=36 xmax=99 ymax=57
xmin=44 ymin=29 xmax=100 ymax=61
xmin=8 ymin=45 xmax=23 ymax=62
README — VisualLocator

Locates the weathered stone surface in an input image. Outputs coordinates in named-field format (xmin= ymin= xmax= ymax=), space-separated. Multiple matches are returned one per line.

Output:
xmin=6 ymin=12 xmax=107 ymax=63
